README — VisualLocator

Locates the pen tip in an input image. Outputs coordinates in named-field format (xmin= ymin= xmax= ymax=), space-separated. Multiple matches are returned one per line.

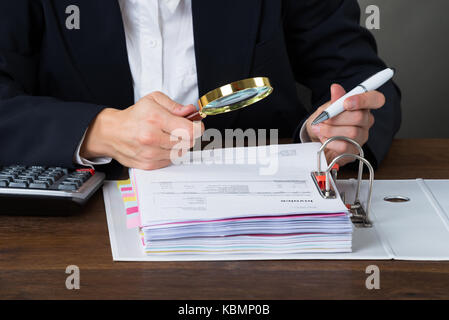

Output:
xmin=312 ymin=112 xmax=329 ymax=126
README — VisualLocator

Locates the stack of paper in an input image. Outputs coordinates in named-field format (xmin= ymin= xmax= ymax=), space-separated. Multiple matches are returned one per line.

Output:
xmin=127 ymin=143 xmax=352 ymax=255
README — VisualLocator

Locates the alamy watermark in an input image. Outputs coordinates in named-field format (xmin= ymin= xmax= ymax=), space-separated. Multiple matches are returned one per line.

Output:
xmin=65 ymin=265 xmax=80 ymax=290
xmin=170 ymin=126 xmax=280 ymax=176
xmin=65 ymin=3 xmax=381 ymax=31
xmin=365 ymin=5 xmax=380 ymax=30
xmin=65 ymin=5 xmax=80 ymax=30
xmin=365 ymin=265 xmax=380 ymax=290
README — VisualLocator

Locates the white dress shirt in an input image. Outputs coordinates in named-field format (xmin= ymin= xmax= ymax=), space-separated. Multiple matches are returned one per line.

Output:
xmin=75 ymin=0 xmax=198 ymax=166
xmin=119 ymin=0 xmax=198 ymax=105
xmin=74 ymin=0 xmax=308 ymax=166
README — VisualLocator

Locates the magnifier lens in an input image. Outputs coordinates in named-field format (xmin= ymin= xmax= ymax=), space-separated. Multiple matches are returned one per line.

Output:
xmin=201 ymin=85 xmax=271 ymax=116
xmin=208 ymin=88 xmax=259 ymax=109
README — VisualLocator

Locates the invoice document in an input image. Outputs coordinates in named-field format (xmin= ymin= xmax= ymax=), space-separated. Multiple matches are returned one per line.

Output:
xmin=130 ymin=143 xmax=349 ymax=226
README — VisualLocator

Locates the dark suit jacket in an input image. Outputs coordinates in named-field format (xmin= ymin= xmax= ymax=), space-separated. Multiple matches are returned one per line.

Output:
xmin=0 ymin=0 xmax=401 ymax=177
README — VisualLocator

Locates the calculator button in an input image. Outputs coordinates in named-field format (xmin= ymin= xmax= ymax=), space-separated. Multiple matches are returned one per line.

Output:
xmin=47 ymin=172 xmax=62 ymax=180
xmin=9 ymin=181 xmax=28 ymax=188
xmin=38 ymin=176 xmax=56 ymax=183
xmin=0 ymin=175 xmax=14 ymax=182
xmin=71 ymin=181 xmax=82 ymax=188
xmin=26 ymin=169 xmax=44 ymax=175
xmin=50 ymin=167 xmax=68 ymax=175
xmin=71 ymin=174 xmax=89 ymax=183
xmin=29 ymin=182 xmax=49 ymax=189
xmin=53 ymin=172 xmax=64 ymax=179
xmin=58 ymin=183 xmax=77 ymax=191
xmin=17 ymin=176 xmax=34 ymax=183
xmin=64 ymin=177 xmax=83 ymax=185
xmin=36 ymin=177 xmax=52 ymax=184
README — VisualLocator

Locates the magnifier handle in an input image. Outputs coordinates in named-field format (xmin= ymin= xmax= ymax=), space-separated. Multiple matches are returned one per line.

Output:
xmin=186 ymin=111 xmax=206 ymax=121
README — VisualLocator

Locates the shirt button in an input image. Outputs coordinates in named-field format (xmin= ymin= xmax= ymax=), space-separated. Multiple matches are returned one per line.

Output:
xmin=148 ymin=40 xmax=157 ymax=48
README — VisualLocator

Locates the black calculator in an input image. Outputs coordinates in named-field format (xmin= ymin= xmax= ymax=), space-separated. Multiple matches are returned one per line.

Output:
xmin=0 ymin=165 xmax=105 ymax=215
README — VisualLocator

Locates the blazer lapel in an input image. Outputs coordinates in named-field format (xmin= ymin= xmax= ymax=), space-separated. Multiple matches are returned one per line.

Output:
xmin=192 ymin=0 xmax=262 ymax=129
xmin=56 ymin=0 xmax=134 ymax=109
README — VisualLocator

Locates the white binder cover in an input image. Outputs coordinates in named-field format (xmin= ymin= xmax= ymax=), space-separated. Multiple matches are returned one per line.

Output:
xmin=103 ymin=179 xmax=449 ymax=261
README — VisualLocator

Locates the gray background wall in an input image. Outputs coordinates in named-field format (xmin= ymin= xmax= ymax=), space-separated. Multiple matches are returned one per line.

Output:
xmin=298 ymin=1 xmax=449 ymax=138
xmin=358 ymin=0 xmax=449 ymax=138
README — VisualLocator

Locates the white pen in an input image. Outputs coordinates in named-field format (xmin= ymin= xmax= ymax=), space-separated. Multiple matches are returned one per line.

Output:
xmin=312 ymin=68 xmax=395 ymax=125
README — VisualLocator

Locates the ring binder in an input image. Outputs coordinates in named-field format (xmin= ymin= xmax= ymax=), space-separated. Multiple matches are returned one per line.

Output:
xmin=311 ymin=137 xmax=374 ymax=228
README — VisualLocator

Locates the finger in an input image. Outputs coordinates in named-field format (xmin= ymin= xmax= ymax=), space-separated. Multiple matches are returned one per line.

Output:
xmin=318 ymin=124 xmax=369 ymax=145
xmin=159 ymin=131 xmax=195 ymax=150
xmin=330 ymin=83 xmax=347 ymax=102
xmin=176 ymin=104 xmax=198 ymax=117
xmin=141 ymin=100 xmax=202 ymax=141
xmin=306 ymin=84 xmax=347 ymax=141
xmin=325 ymin=110 xmax=374 ymax=128
xmin=308 ymin=84 xmax=346 ymax=126
xmin=145 ymin=91 xmax=182 ymax=112
xmin=145 ymin=91 xmax=197 ymax=117
xmin=321 ymin=139 xmax=360 ymax=162
xmin=344 ymin=91 xmax=385 ymax=111
xmin=162 ymin=117 xmax=205 ymax=141
xmin=136 ymin=125 xmax=194 ymax=151
xmin=309 ymin=84 xmax=344 ymax=121
xmin=186 ymin=110 xmax=205 ymax=121
xmin=159 ymin=111 xmax=203 ymax=142
xmin=321 ymin=138 xmax=360 ymax=155
xmin=325 ymin=148 xmax=356 ymax=166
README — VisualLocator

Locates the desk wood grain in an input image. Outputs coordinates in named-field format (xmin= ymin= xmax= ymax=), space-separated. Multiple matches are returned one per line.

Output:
xmin=1 ymin=139 xmax=449 ymax=299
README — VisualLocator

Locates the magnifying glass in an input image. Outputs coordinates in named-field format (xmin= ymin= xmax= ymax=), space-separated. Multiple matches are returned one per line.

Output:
xmin=187 ymin=77 xmax=273 ymax=119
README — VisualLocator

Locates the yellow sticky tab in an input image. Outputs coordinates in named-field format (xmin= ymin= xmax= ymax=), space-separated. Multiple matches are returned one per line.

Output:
xmin=117 ymin=179 xmax=131 ymax=188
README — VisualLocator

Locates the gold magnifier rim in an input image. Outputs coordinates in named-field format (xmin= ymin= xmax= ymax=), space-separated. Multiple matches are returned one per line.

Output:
xmin=198 ymin=77 xmax=273 ymax=117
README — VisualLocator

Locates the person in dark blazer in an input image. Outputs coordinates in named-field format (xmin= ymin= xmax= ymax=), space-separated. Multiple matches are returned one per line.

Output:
xmin=0 ymin=0 xmax=401 ymax=177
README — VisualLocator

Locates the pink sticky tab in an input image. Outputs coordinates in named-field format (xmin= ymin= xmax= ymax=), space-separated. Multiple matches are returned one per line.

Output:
xmin=126 ymin=215 xmax=142 ymax=229
xmin=126 ymin=206 xmax=139 ymax=215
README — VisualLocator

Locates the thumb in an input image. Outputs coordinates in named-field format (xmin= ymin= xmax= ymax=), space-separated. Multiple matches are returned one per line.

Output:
xmin=330 ymin=84 xmax=346 ymax=103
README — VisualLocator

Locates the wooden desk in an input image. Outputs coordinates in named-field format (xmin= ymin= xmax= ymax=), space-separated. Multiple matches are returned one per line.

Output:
xmin=1 ymin=139 xmax=449 ymax=299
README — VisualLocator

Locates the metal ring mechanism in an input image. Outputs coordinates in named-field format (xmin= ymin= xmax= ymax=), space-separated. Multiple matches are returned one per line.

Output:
xmin=312 ymin=137 xmax=374 ymax=228
xmin=317 ymin=136 xmax=364 ymax=203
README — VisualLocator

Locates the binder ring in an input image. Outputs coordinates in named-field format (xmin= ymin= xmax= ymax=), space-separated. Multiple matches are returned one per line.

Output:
xmin=317 ymin=136 xmax=364 ymax=203
xmin=326 ymin=154 xmax=374 ymax=227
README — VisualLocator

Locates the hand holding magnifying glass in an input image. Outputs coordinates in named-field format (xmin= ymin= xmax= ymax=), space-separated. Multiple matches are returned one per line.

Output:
xmin=79 ymin=77 xmax=273 ymax=170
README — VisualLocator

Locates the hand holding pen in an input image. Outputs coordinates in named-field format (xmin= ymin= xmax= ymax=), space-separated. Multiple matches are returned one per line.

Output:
xmin=306 ymin=68 xmax=394 ymax=166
